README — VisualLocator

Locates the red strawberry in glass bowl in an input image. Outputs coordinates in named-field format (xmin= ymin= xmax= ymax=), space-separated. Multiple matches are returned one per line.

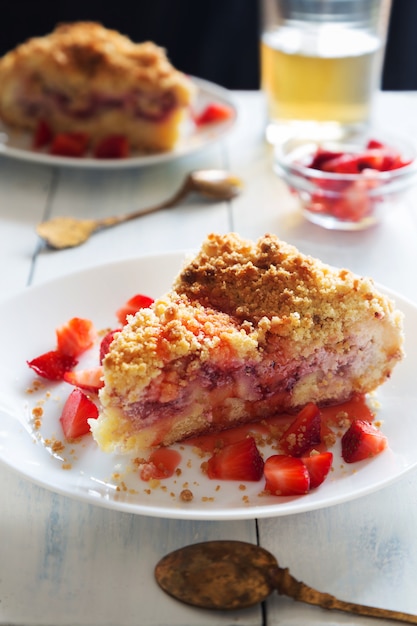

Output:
xmin=274 ymin=132 xmax=417 ymax=230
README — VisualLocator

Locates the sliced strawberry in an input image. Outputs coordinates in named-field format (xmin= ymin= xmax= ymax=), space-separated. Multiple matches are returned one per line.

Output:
xmin=359 ymin=150 xmax=393 ymax=171
xmin=59 ymin=388 xmax=99 ymax=439
xmin=99 ymin=329 xmax=121 ymax=363
xmin=309 ymin=148 xmax=343 ymax=170
xmin=32 ymin=119 xmax=53 ymax=149
xmin=49 ymin=132 xmax=89 ymax=157
xmin=330 ymin=179 xmax=373 ymax=222
xmin=366 ymin=139 xmax=385 ymax=150
xmin=280 ymin=402 xmax=321 ymax=457
xmin=93 ymin=135 xmax=130 ymax=159
xmin=341 ymin=419 xmax=388 ymax=463
xmin=320 ymin=151 xmax=389 ymax=174
xmin=139 ymin=448 xmax=182 ymax=481
xmin=264 ymin=455 xmax=310 ymax=496
xmin=321 ymin=153 xmax=363 ymax=174
xmin=27 ymin=350 xmax=78 ymax=381
xmin=302 ymin=451 xmax=333 ymax=489
xmin=116 ymin=294 xmax=154 ymax=325
xmin=63 ymin=366 xmax=104 ymax=392
xmin=56 ymin=317 xmax=96 ymax=358
xmin=194 ymin=102 xmax=234 ymax=126
xmin=307 ymin=140 xmax=411 ymax=175
xmin=206 ymin=437 xmax=264 ymax=481
xmin=364 ymin=141 xmax=410 ymax=169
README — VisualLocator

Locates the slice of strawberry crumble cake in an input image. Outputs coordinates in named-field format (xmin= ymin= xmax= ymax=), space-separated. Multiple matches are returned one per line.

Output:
xmin=91 ymin=233 xmax=404 ymax=451
xmin=0 ymin=22 xmax=195 ymax=152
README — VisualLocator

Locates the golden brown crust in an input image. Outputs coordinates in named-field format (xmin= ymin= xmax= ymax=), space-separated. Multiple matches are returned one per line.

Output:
xmin=175 ymin=232 xmax=392 ymax=332
xmin=102 ymin=293 xmax=261 ymax=402
xmin=0 ymin=22 xmax=192 ymax=98
xmin=93 ymin=232 xmax=404 ymax=452
xmin=0 ymin=22 xmax=195 ymax=150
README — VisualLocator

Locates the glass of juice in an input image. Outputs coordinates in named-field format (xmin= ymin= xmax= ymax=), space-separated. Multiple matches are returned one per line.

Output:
xmin=261 ymin=0 xmax=392 ymax=144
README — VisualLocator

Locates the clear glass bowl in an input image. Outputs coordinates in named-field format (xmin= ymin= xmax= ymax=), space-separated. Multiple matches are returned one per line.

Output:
xmin=274 ymin=133 xmax=417 ymax=230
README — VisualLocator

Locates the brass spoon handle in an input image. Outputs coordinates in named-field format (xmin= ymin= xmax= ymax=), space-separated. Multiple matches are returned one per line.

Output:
xmin=93 ymin=177 xmax=192 ymax=229
xmin=36 ymin=170 xmax=242 ymax=249
xmin=36 ymin=178 xmax=192 ymax=249
xmin=274 ymin=567 xmax=417 ymax=624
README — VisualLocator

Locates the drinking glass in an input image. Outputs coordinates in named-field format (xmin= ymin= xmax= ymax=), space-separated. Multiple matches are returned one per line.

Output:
xmin=261 ymin=0 xmax=392 ymax=143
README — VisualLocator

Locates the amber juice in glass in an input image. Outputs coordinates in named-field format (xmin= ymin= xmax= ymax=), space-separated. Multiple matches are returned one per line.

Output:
xmin=261 ymin=21 xmax=385 ymax=142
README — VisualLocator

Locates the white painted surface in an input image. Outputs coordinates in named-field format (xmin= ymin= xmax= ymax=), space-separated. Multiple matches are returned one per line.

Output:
xmin=1 ymin=91 xmax=417 ymax=625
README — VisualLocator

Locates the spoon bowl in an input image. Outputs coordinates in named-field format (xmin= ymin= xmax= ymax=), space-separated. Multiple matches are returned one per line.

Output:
xmin=36 ymin=169 xmax=243 ymax=250
xmin=155 ymin=540 xmax=277 ymax=611
xmin=155 ymin=540 xmax=417 ymax=623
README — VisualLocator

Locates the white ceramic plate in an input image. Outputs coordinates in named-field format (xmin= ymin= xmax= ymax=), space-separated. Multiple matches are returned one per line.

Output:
xmin=0 ymin=251 xmax=416 ymax=520
xmin=0 ymin=77 xmax=237 ymax=169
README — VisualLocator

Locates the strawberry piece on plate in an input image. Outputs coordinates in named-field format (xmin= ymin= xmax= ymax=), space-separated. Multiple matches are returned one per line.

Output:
xmin=116 ymin=294 xmax=155 ymax=325
xmin=207 ymin=437 xmax=264 ymax=481
xmin=139 ymin=448 xmax=182 ymax=481
xmin=302 ymin=451 xmax=333 ymax=489
xmin=341 ymin=419 xmax=388 ymax=463
xmin=99 ymin=329 xmax=121 ymax=363
xmin=56 ymin=317 xmax=96 ymax=358
xmin=27 ymin=350 xmax=78 ymax=381
xmin=264 ymin=455 xmax=310 ymax=496
xmin=60 ymin=388 xmax=99 ymax=439
xmin=63 ymin=366 xmax=104 ymax=393
xmin=32 ymin=119 xmax=53 ymax=149
xmin=280 ymin=402 xmax=321 ymax=457
xmin=194 ymin=102 xmax=234 ymax=126
xmin=49 ymin=132 xmax=89 ymax=157
xmin=366 ymin=139 xmax=385 ymax=150
xmin=93 ymin=135 xmax=130 ymax=159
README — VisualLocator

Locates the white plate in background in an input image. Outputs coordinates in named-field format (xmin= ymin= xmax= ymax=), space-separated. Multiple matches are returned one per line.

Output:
xmin=0 ymin=77 xmax=237 ymax=169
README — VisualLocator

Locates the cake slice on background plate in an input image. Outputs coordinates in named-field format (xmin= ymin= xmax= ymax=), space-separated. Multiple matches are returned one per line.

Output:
xmin=91 ymin=232 xmax=404 ymax=452
xmin=0 ymin=21 xmax=195 ymax=152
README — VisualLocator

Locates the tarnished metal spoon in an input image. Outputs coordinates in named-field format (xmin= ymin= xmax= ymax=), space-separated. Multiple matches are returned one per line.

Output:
xmin=36 ymin=169 xmax=243 ymax=249
xmin=155 ymin=541 xmax=417 ymax=623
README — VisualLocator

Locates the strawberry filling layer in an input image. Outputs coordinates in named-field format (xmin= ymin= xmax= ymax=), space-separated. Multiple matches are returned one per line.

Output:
xmin=19 ymin=79 xmax=178 ymax=122
xmin=121 ymin=345 xmax=358 ymax=431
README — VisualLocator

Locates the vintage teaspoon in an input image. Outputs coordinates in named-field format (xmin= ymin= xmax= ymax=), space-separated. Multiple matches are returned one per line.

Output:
xmin=155 ymin=540 xmax=417 ymax=623
xmin=36 ymin=169 xmax=243 ymax=249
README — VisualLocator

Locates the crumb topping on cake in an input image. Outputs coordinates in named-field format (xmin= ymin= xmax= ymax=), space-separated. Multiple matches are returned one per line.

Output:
xmin=104 ymin=293 xmax=261 ymax=404
xmin=0 ymin=22 xmax=193 ymax=100
xmin=175 ymin=232 xmax=395 ymax=340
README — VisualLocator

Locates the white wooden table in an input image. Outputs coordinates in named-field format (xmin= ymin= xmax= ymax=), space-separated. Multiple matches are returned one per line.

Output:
xmin=1 ymin=91 xmax=417 ymax=626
